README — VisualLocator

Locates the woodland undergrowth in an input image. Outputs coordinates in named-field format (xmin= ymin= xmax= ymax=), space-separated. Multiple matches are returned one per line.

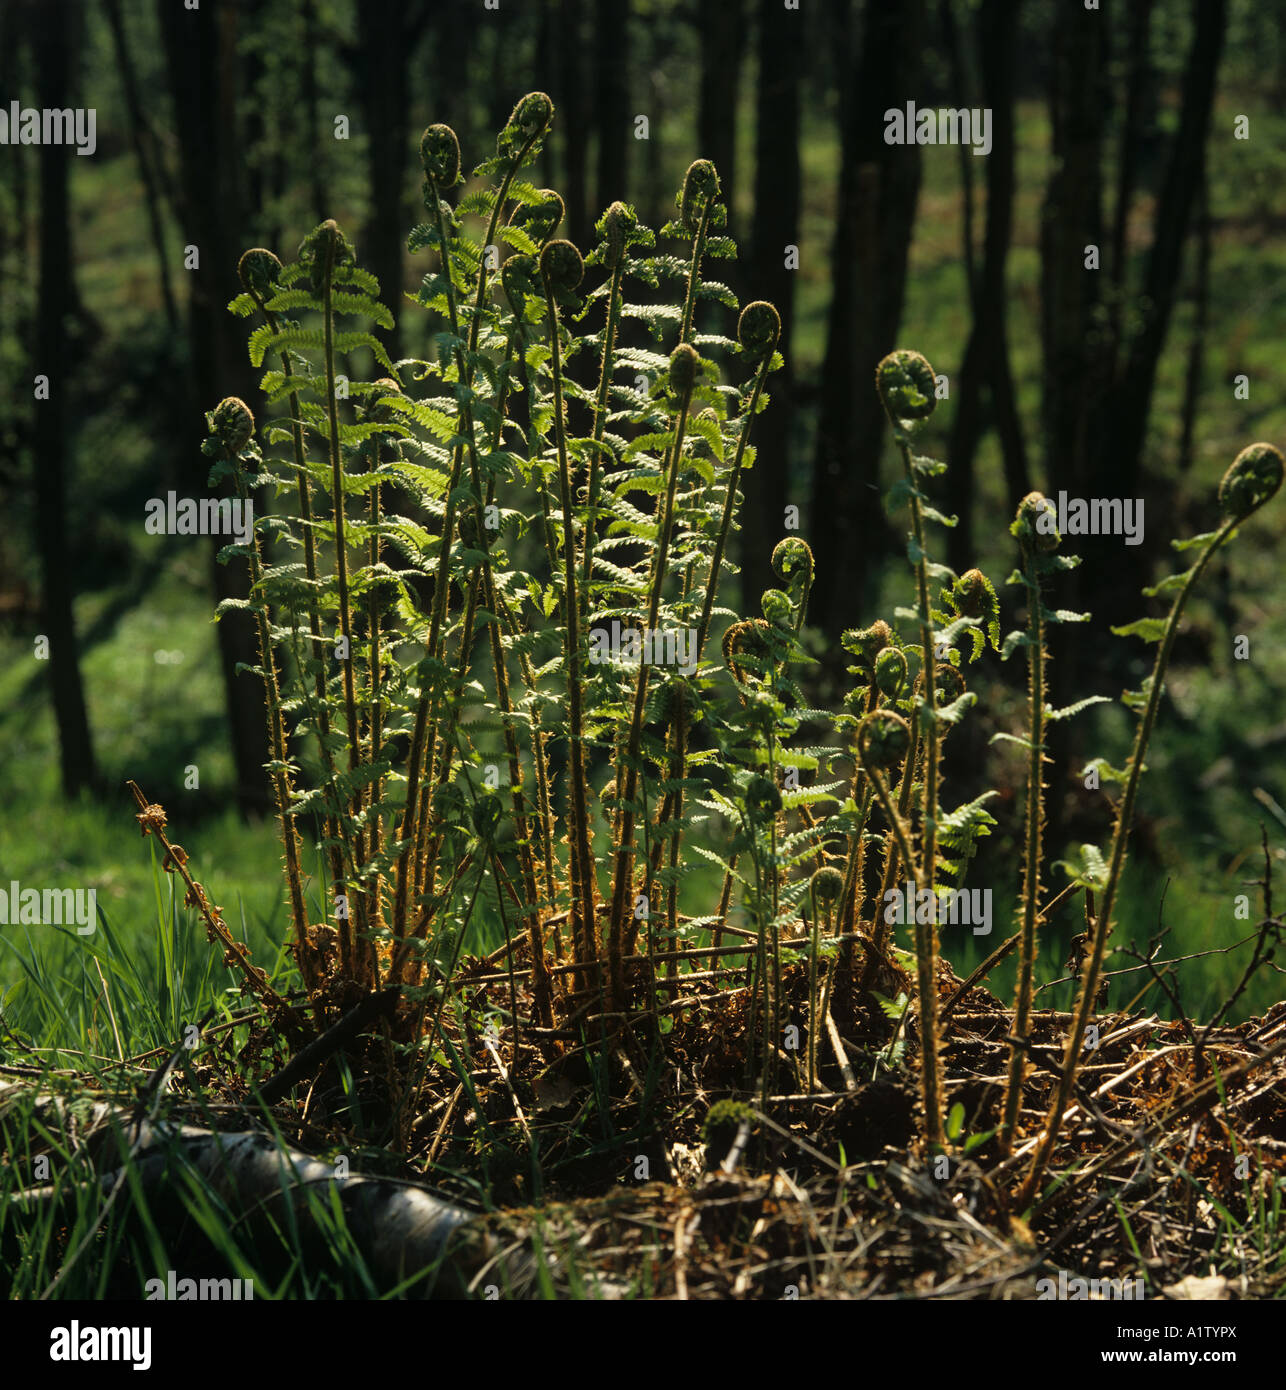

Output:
xmin=121 ymin=93 xmax=1286 ymax=1245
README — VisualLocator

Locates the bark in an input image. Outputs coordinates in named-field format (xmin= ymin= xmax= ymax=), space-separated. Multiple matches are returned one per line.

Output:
xmin=643 ymin=45 xmax=668 ymax=230
xmin=301 ymin=0 xmax=328 ymax=223
xmin=808 ymin=0 xmax=924 ymax=635
xmin=32 ymin=0 xmax=97 ymax=800
xmin=158 ymin=0 xmax=272 ymax=814
xmin=1106 ymin=0 xmax=1156 ymax=358
xmin=1177 ymin=171 xmax=1211 ymax=477
xmin=424 ymin=0 xmax=475 ymax=155
xmin=354 ymin=6 xmax=414 ymax=364
xmin=1093 ymin=0 xmax=1227 ymax=508
xmin=939 ymin=0 xmax=978 ymax=315
xmin=4 ymin=1088 xmax=501 ymax=1298
xmin=103 ymin=0 xmax=179 ymax=334
xmin=557 ymin=0 xmax=590 ymax=247
xmin=697 ymin=0 xmax=746 ymax=223
xmin=740 ymin=0 xmax=802 ymax=611
xmin=1040 ymin=0 xmax=1227 ymax=850
xmin=594 ymin=0 xmax=630 ymax=210
xmin=1037 ymin=1 xmax=1109 ymax=851
xmin=1038 ymin=0 xmax=1107 ymax=508
xmin=944 ymin=0 xmax=1029 ymax=575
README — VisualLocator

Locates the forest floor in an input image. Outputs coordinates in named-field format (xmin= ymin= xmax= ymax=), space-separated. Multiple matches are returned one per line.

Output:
xmin=8 ymin=923 xmax=1283 ymax=1300
xmin=394 ymin=941 xmax=1286 ymax=1298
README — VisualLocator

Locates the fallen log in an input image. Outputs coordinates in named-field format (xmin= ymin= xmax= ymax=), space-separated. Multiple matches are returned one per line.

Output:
xmin=2 ymin=1086 xmax=528 ymax=1296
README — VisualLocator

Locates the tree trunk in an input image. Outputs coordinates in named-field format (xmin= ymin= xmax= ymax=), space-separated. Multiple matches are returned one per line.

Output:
xmin=1037 ymin=0 xmax=1109 ymax=851
xmin=697 ymin=0 xmax=746 ymax=223
xmin=1177 ymin=170 xmax=1211 ymax=477
xmin=808 ymin=0 xmax=924 ymax=635
xmin=1106 ymin=0 xmax=1156 ymax=360
xmin=301 ymin=0 xmax=328 ymax=224
xmin=740 ymin=0 xmax=802 ymax=611
xmin=945 ymin=0 xmax=1029 ymax=575
xmin=103 ymin=0 xmax=179 ymax=335
xmin=158 ymin=0 xmax=272 ymax=815
xmin=1039 ymin=1 xmax=1106 ymax=508
xmin=32 ymin=0 xmax=97 ymax=799
xmin=594 ymin=0 xmax=630 ymax=210
xmin=355 ymin=7 xmax=412 ymax=364
xmin=1040 ymin=0 xmax=1226 ymax=847
xmin=562 ymin=0 xmax=590 ymax=246
xmin=1093 ymin=0 xmax=1227 ymax=512
xmin=939 ymin=0 xmax=978 ymax=315
xmin=430 ymin=0 xmax=477 ymax=156
xmin=5 ymin=1088 xmax=496 ymax=1298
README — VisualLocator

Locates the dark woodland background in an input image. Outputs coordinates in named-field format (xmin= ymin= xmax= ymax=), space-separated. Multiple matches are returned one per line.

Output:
xmin=1 ymin=0 xmax=1283 ymax=1013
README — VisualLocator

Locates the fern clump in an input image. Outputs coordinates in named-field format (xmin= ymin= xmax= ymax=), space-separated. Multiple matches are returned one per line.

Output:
xmin=187 ymin=97 xmax=1280 ymax=1195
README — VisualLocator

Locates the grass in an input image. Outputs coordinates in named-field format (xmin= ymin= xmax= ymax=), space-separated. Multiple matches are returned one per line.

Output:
xmin=5 ymin=89 xmax=1284 ymax=1012
xmin=2 ymin=60 xmax=1285 ymax=1299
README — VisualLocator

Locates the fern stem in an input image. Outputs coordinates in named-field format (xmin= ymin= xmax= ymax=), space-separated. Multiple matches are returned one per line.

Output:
xmin=837 ymin=684 xmax=879 ymax=970
xmin=318 ymin=226 xmax=373 ymax=982
xmin=871 ymin=706 xmax=921 ymax=962
xmin=866 ymin=753 xmax=938 ymax=1121
xmin=321 ymin=231 xmax=363 ymax=783
xmin=394 ymin=127 xmax=544 ymax=959
xmin=695 ymin=327 xmax=778 ymax=664
xmin=899 ymin=435 xmax=946 ymax=1150
xmin=606 ymin=347 xmax=700 ymax=1008
xmin=581 ymin=256 xmax=626 ymax=628
xmin=249 ymin=285 xmax=350 ymax=979
xmin=1000 ymin=541 xmax=1046 ymax=1154
xmin=607 ymin=199 xmax=713 ymax=953
xmin=365 ymin=446 xmax=387 ymax=949
xmin=541 ymin=252 xmax=599 ymax=993
xmin=1019 ymin=516 xmax=1238 ymax=1205
xmin=225 ymin=437 xmax=309 ymax=973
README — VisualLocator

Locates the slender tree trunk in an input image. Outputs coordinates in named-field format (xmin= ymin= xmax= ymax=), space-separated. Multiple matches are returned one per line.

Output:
xmin=809 ymin=0 xmax=924 ymax=634
xmin=158 ymin=0 xmax=272 ymax=815
xmin=537 ymin=4 xmax=555 ymax=192
xmin=1042 ymin=0 xmax=1226 ymax=845
xmin=811 ymin=0 xmax=859 ymax=636
xmin=0 ymin=4 xmax=32 ymax=527
xmin=643 ymin=45 xmax=668 ymax=232
xmin=103 ymin=0 xmax=179 ymax=334
xmin=301 ymin=0 xmax=327 ymax=224
xmin=430 ymin=0 xmax=476 ymax=156
xmin=1039 ymin=2 xmax=1106 ymax=508
xmin=939 ymin=0 xmax=978 ymax=315
xmin=558 ymin=0 xmax=589 ymax=247
xmin=740 ymin=0 xmax=802 ymax=609
xmin=1038 ymin=0 xmax=1109 ymax=851
xmin=1093 ymin=0 xmax=1227 ymax=510
xmin=945 ymin=0 xmax=1029 ymax=575
xmin=1177 ymin=170 xmax=1210 ymax=477
xmin=594 ymin=0 xmax=629 ymax=210
xmin=1106 ymin=0 xmax=1155 ymax=363
xmin=355 ymin=7 xmax=412 ymax=364
xmin=697 ymin=0 xmax=745 ymax=223
xmin=32 ymin=0 xmax=97 ymax=798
